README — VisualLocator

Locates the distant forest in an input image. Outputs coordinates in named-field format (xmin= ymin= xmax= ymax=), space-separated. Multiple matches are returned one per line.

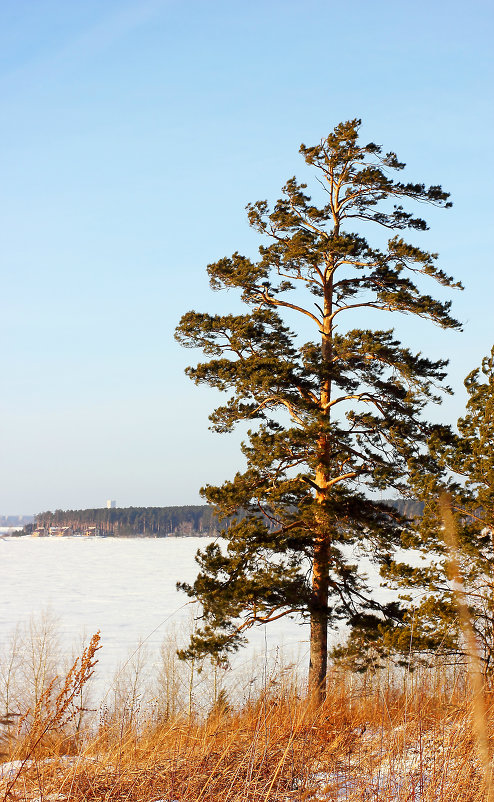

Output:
xmin=32 ymin=506 xmax=219 ymax=536
xmin=28 ymin=499 xmax=425 ymax=537
xmin=388 ymin=498 xmax=425 ymax=519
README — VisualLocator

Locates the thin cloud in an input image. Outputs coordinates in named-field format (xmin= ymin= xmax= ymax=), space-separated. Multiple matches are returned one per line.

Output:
xmin=1 ymin=0 xmax=173 ymax=86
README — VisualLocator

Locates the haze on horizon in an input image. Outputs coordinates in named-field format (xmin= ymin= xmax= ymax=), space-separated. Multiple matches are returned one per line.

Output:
xmin=1 ymin=0 xmax=492 ymax=515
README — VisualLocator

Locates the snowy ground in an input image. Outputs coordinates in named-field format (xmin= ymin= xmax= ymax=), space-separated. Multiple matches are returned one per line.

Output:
xmin=0 ymin=536 xmax=309 ymax=697
xmin=0 ymin=534 xmax=415 ymax=702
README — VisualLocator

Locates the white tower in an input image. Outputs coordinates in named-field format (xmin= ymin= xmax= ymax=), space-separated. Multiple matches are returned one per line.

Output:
xmin=106 ymin=499 xmax=116 ymax=509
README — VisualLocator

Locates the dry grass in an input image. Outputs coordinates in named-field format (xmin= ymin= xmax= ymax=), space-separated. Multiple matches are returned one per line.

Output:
xmin=2 ymin=658 xmax=494 ymax=801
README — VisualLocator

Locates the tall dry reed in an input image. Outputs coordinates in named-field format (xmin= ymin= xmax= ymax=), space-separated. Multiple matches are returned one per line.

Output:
xmin=1 ymin=656 xmax=493 ymax=801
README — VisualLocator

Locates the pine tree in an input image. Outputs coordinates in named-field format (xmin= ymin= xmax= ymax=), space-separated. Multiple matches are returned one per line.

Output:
xmin=380 ymin=347 xmax=494 ymax=673
xmin=175 ymin=119 xmax=460 ymax=702
xmin=448 ymin=347 xmax=494 ymax=526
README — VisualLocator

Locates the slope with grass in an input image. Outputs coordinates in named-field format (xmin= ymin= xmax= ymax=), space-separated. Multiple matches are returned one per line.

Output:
xmin=1 ymin=656 xmax=492 ymax=801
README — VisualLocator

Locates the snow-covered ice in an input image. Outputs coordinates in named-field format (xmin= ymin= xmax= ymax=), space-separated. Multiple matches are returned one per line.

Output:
xmin=0 ymin=536 xmax=309 ymax=696
xmin=0 ymin=533 xmax=415 ymax=706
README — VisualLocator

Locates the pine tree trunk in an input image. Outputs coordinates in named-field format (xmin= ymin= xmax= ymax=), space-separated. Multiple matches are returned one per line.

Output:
xmin=309 ymin=533 xmax=329 ymax=703
xmin=308 ymin=267 xmax=334 ymax=703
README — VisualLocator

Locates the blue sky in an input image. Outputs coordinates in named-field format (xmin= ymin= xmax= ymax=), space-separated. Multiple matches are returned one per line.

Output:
xmin=1 ymin=0 xmax=493 ymax=513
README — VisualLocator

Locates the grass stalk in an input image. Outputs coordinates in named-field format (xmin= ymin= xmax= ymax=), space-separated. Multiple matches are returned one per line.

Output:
xmin=439 ymin=491 xmax=494 ymax=801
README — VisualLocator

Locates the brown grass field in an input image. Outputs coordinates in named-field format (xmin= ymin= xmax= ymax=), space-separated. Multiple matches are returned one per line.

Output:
xmin=1 ymin=641 xmax=493 ymax=801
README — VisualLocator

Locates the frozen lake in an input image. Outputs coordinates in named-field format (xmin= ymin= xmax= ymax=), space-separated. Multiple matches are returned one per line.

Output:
xmin=0 ymin=536 xmax=310 ymax=700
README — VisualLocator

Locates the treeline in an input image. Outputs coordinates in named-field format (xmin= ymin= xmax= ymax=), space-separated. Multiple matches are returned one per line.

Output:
xmin=28 ymin=499 xmax=425 ymax=538
xmin=386 ymin=498 xmax=424 ymax=519
xmin=32 ymin=506 xmax=220 ymax=537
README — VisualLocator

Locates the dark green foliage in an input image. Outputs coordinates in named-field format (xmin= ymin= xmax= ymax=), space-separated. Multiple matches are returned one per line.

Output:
xmin=448 ymin=347 xmax=494 ymax=523
xmin=176 ymin=119 xmax=460 ymax=689
xmin=381 ymin=348 xmax=494 ymax=672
